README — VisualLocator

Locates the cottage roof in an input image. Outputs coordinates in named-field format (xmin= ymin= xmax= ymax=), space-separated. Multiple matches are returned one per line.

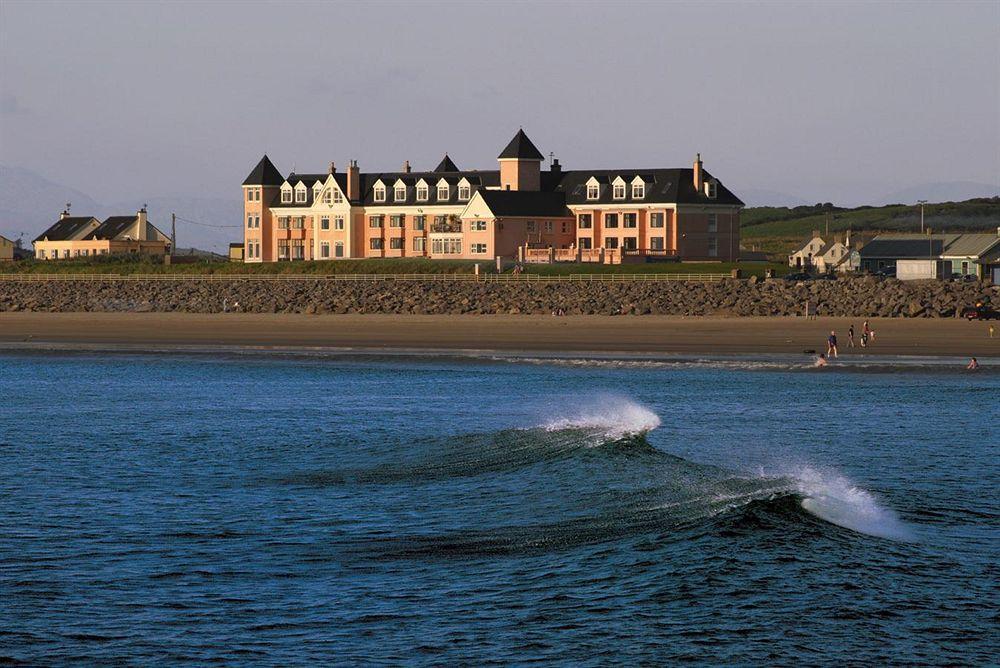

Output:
xmin=33 ymin=216 xmax=100 ymax=243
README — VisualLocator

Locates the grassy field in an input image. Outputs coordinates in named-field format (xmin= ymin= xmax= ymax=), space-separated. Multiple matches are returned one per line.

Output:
xmin=741 ymin=197 xmax=1000 ymax=256
xmin=1 ymin=256 xmax=785 ymax=278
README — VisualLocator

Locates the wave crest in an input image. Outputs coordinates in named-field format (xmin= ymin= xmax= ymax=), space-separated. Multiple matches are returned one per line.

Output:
xmin=541 ymin=397 xmax=661 ymax=439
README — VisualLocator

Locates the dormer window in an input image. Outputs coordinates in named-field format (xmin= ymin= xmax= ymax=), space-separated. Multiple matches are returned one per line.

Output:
xmin=374 ymin=184 xmax=386 ymax=202
xmin=323 ymin=189 xmax=332 ymax=204
xmin=706 ymin=181 xmax=717 ymax=199
xmin=417 ymin=184 xmax=429 ymax=201
xmin=394 ymin=185 xmax=406 ymax=201
xmin=631 ymin=180 xmax=645 ymax=199
xmin=613 ymin=183 xmax=625 ymax=199
xmin=437 ymin=183 xmax=449 ymax=200
xmin=281 ymin=188 xmax=292 ymax=203
xmin=295 ymin=186 xmax=306 ymax=203
xmin=458 ymin=184 xmax=470 ymax=200
xmin=586 ymin=183 xmax=599 ymax=200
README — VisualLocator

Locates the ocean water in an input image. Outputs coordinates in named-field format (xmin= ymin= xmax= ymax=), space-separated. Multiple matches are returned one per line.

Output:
xmin=1 ymin=350 xmax=997 ymax=664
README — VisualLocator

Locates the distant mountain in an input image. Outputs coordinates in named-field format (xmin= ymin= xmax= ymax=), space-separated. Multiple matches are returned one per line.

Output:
xmin=737 ymin=188 xmax=811 ymax=208
xmin=0 ymin=165 xmax=240 ymax=251
xmin=877 ymin=182 xmax=999 ymax=206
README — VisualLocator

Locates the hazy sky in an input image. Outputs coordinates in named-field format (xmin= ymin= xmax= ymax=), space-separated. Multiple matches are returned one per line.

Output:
xmin=1 ymin=0 xmax=998 ymax=205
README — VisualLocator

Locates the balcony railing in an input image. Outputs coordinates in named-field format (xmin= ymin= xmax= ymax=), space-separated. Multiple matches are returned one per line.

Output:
xmin=430 ymin=221 xmax=462 ymax=233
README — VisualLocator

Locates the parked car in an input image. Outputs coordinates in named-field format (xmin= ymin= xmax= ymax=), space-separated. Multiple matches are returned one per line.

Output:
xmin=950 ymin=273 xmax=979 ymax=283
xmin=960 ymin=305 xmax=999 ymax=320
xmin=783 ymin=272 xmax=812 ymax=282
xmin=873 ymin=266 xmax=897 ymax=278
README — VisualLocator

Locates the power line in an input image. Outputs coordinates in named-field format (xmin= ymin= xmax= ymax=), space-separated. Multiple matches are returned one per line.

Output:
xmin=173 ymin=215 xmax=241 ymax=229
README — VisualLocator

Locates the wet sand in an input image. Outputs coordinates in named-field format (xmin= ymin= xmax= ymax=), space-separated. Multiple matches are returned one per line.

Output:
xmin=1 ymin=313 xmax=997 ymax=358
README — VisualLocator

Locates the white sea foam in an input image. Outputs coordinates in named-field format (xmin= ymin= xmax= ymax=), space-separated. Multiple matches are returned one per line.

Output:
xmin=541 ymin=396 xmax=661 ymax=439
xmin=790 ymin=466 xmax=914 ymax=541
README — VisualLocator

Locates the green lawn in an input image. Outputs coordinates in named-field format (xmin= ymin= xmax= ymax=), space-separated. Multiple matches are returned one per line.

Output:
xmin=2 ymin=256 xmax=784 ymax=277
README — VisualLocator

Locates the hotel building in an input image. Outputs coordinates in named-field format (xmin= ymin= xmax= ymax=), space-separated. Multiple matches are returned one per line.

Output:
xmin=242 ymin=130 xmax=743 ymax=264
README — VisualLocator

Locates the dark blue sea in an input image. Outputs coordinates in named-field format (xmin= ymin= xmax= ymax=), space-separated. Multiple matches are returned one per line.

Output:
xmin=1 ymin=350 xmax=997 ymax=665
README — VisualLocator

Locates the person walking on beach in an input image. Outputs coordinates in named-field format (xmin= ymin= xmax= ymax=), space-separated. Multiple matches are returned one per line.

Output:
xmin=863 ymin=320 xmax=872 ymax=345
xmin=848 ymin=324 xmax=856 ymax=348
xmin=990 ymin=325 xmax=995 ymax=339
xmin=827 ymin=331 xmax=838 ymax=358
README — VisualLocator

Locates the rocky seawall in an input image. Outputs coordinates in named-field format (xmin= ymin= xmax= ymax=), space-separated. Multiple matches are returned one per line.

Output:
xmin=0 ymin=277 xmax=995 ymax=317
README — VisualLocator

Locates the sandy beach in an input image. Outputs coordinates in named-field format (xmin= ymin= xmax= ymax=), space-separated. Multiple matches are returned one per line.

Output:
xmin=1 ymin=312 xmax=997 ymax=358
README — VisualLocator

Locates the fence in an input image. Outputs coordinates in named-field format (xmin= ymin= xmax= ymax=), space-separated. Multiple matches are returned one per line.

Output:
xmin=0 ymin=272 xmax=730 ymax=283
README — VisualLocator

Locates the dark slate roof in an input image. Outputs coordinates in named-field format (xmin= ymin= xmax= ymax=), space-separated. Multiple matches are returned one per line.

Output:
xmin=434 ymin=154 xmax=459 ymax=172
xmin=33 ymin=216 xmax=99 ymax=243
xmin=477 ymin=190 xmax=570 ymax=217
xmin=498 ymin=129 xmax=544 ymax=160
xmin=553 ymin=168 xmax=743 ymax=206
xmin=243 ymin=155 xmax=284 ymax=186
xmin=859 ymin=237 xmax=949 ymax=259
xmin=84 ymin=216 xmax=139 ymax=240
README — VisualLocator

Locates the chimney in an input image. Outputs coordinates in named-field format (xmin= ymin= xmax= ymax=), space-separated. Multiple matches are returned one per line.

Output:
xmin=328 ymin=161 xmax=336 ymax=175
xmin=812 ymin=229 xmax=821 ymax=239
xmin=60 ymin=209 xmax=70 ymax=220
xmin=403 ymin=160 xmax=411 ymax=174
xmin=136 ymin=206 xmax=148 ymax=241
xmin=551 ymin=158 xmax=561 ymax=174
xmin=346 ymin=160 xmax=360 ymax=201
xmin=845 ymin=229 xmax=851 ymax=248
xmin=693 ymin=153 xmax=703 ymax=192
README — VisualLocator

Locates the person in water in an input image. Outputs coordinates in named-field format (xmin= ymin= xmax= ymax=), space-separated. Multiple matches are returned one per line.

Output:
xmin=815 ymin=353 xmax=828 ymax=367
xmin=967 ymin=357 xmax=979 ymax=370
xmin=827 ymin=331 xmax=838 ymax=358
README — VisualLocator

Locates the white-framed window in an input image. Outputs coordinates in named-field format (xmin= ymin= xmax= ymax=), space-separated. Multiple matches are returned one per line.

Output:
xmin=470 ymin=220 xmax=487 ymax=231
xmin=369 ymin=215 xmax=383 ymax=228
xmin=578 ymin=214 xmax=592 ymax=229
xmin=389 ymin=237 xmax=404 ymax=250
xmin=390 ymin=215 xmax=404 ymax=228
xmin=471 ymin=243 xmax=487 ymax=254
xmin=650 ymin=237 xmax=665 ymax=250
xmin=707 ymin=213 xmax=718 ymax=232
xmin=374 ymin=185 xmax=386 ymax=202
xmin=323 ymin=189 xmax=332 ymax=204
xmin=394 ymin=185 xmax=406 ymax=201
xmin=623 ymin=237 xmax=637 ymax=250
xmin=632 ymin=183 xmax=644 ymax=198
xmin=335 ymin=241 xmax=344 ymax=257
xmin=292 ymin=241 xmax=305 ymax=259
xmin=417 ymin=185 xmax=429 ymax=201
xmin=295 ymin=188 xmax=306 ymax=203
xmin=544 ymin=221 xmax=553 ymax=233
xmin=458 ymin=185 xmax=471 ymax=200
xmin=320 ymin=242 xmax=330 ymax=258
xmin=278 ymin=217 xmax=290 ymax=229
xmin=650 ymin=212 xmax=665 ymax=228
xmin=413 ymin=215 xmax=426 ymax=231
xmin=370 ymin=238 xmax=383 ymax=250
xmin=613 ymin=183 xmax=626 ymax=199
xmin=587 ymin=183 xmax=599 ymax=200
xmin=332 ymin=188 xmax=343 ymax=203
xmin=706 ymin=181 xmax=718 ymax=199
xmin=293 ymin=216 xmax=305 ymax=229
xmin=321 ymin=216 xmax=330 ymax=230
xmin=413 ymin=237 xmax=426 ymax=252
xmin=254 ymin=188 xmax=261 ymax=201
xmin=255 ymin=216 xmax=260 ymax=228
xmin=623 ymin=213 xmax=637 ymax=228
xmin=247 ymin=215 xmax=254 ymax=228
xmin=605 ymin=237 xmax=619 ymax=249
xmin=437 ymin=184 xmax=449 ymax=200
xmin=431 ymin=237 xmax=462 ymax=254
xmin=708 ymin=236 xmax=718 ymax=256
xmin=278 ymin=240 xmax=289 ymax=259
xmin=313 ymin=185 xmax=322 ymax=200
xmin=334 ymin=216 xmax=344 ymax=231
xmin=281 ymin=189 xmax=292 ymax=203
xmin=604 ymin=213 xmax=619 ymax=228
xmin=246 ymin=189 xmax=253 ymax=202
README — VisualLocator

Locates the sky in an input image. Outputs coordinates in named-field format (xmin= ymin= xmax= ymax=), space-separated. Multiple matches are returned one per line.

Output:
xmin=1 ymin=0 xmax=998 ymax=208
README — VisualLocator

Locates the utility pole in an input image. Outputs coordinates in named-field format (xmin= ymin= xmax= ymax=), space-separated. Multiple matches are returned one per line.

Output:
xmin=917 ymin=200 xmax=927 ymax=233
xmin=171 ymin=213 xmax=176 ymax=253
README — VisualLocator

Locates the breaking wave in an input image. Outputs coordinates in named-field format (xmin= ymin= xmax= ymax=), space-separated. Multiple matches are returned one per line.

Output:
xmin=540 ymin=396 xmax=662 ymax=439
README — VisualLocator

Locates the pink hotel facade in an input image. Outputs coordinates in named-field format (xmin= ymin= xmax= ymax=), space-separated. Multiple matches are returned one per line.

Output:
xmin=241 ymin=130 xmax=744 ymax=264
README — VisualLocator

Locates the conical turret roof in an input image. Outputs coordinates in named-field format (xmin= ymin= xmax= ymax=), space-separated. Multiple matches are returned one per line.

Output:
xmin=498 ymin=129 xmax=543 ymax=160
xmin=243 ymin=155 xmax=284 ymax=186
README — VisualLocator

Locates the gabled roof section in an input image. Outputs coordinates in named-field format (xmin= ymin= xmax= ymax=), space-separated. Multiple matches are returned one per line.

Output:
xmin=83 ymin=216 xmax=139 ymax=240
xmin=475 ymin=190 xmax=570 ymax=217
xmin=33 ymin=216 xmax=100 ymax=243
xmin=498 ymin=129 xmax=544 ymax=160
xmin=859 ymin=235 xmax=957 ymax=259
xmin=554 ymin=168 xmax=743 ymax=206
xmin=434 ymin=154 xmax=460 ymax=172
xmin=243 ymin=155 xmax=284 ymax=186
xmin=939 ymin=233 xmax=1000 ymax=257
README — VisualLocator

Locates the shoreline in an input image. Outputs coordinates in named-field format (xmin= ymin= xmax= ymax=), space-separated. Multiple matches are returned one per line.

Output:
xmin=1 ymin=313 xmax=997 ymax=359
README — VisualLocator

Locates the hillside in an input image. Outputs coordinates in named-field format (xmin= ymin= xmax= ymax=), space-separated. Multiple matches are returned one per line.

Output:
xmin=741 ymin=198 xmax=1000 ymax=256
